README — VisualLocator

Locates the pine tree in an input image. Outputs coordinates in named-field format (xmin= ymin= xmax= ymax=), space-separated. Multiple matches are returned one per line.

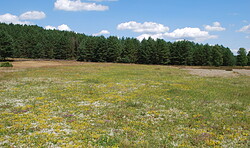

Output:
xmin=155 ymin=39 xmax=170 ymax=65
xmin=237 ymin=48 xmax=248 ymax=66
xmin=193 ymin=44 xmax=204 ymax=66
xmin=0 ymin=30 xmax=13 ymax=60
xmin=54 ymin=35 xmax=70 ymax=59
xmin=221 ymin=46 xmax=235 ymax=66
xmin=211 ymin=45 xmax=223 ymax=66
xmin=77 ymin=40 xmax=86 ymax=61
xmin=120 ymin=38 xmax=139 ymax=63
xmin=170 ymin=40 xmax=193 ymax=65
xmin=106 ymin=36 xmax=121 ymax=62
xmin=95 ymin=36 xmax=108 ymax=62
xmin=85 ymin=37 xmax=98 ymax=62
xmin=247 ymin=51 xmax=250 ymax=66
xmin=34 ymin=42 xmax=46 ymax=58
xmin=137 ymin=38 xmax=155 ymax=64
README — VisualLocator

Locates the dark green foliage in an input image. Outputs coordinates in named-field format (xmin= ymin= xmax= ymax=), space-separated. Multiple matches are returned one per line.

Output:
xmin=211 ymin=45 xmax=223 ymax=67
xmin=34 ymin=42 xmax=46 ymax=58
xmin=0 ymin=30 xmax=13 ymax=60
xmin=120 ymin=38 xmax=139 ymax=63
xmin=82 ymin=37 xmax=97 ymax=62
xmin=154 ymin=39 xmax=170 ymax=65
xmin=137 ymin=38 xmax=155 ymax=64
xmin=106 ymin=36 xmax=121 ymax=62
xmin=202 ymin=44 xmax=213 ymax=66
xmin=193 ymin=44 xmax=212 ymax=66
xmin=0 ymin=62 xmax=13 ymax=67
xmin=77 ymin=40 xmax=86 ymax=61
xmin=95 ymin=36 xmax=108 ymax=62
xmin=237 ymin=48 xmax=248 ymax=66
xmin=54 ymin=35 xmax=69 ymax=59
xmin=170 ymin=40 xmax=194 ymax=65
xmin=247 ymin=51 xmax=250 ymax=66
xmin=222 ymin=46 xmax=235 ymax=66
xmin=0 ymin=23 xmax=242 ymax=66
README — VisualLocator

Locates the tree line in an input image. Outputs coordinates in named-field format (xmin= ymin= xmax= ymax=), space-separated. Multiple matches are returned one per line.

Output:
xmin=1 ymin=23 xmax=250 ymax=66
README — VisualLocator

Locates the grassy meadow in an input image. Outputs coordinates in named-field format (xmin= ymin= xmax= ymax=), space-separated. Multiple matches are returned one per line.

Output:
xmin=0 ymin=63 xmax=249 ymax=147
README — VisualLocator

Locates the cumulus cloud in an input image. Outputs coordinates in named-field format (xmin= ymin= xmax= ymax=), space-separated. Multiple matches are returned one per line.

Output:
xmin=137 ymin=27 xmax=217 ymax=42
xmin=117 ymin=21 xmax=169 ymax=33
xmin=19 ymin=11 xmax=46 ymax=20
xmin=92 ymin=30 xmax=110 ymax=36
xmin=238 ymin=24 xmax=250 ymax=33
xmin=54 ymin=0 xmax=109 ymax=11
xmin=164 ymin=27 xmax=217 ymax=42
xmin=44 ymin=25 xmax=57 ymax=30
xmin=137 ymin=33 xmax=164 ymax=41
xmin=45 ymin=24 xmax=71 ymax=31
xmin=118 ymin=21 xmax=218 ymax=42
xmin=136 ymin=27 xmax=217 ymax=42
xmin=204 ymin=22 xmax=226 ymax=31
xmin=0 ymin=13 xmax=31 ymax=25
xmin=58 ymin=24 xmax=71 ymax=31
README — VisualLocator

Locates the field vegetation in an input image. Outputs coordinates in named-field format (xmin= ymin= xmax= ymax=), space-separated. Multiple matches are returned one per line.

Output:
xmin=0 ymin=62 xmax=249 ymax=147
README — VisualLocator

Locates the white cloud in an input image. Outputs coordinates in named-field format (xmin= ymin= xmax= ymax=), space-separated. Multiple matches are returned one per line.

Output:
xmin=92 ymin=30 xmax=110 ymax=36
xmin=117 ymin=21 xmax=169 ymax=33
xmin=164 ymin=27 xmax=217 ymax=42
xmin=238 ymin=24 xmax=250 ymax=33
xmin=0 ymin=13 xmax=30 ymax=25
xmin=136 ymin=27 xmax=217 ymax=42
xmin=45 ymin=24 xmax=71 ymax=31
xmin=19 ymin=11 xmax=46 ymax=20
xmin=54 ymin=0 xmax=109 ymax=11
xmin=137 ymin=33 xmax=163 ymax=41
xmin=45 ymin=25 xmax=57 ymax=30
xmin=58 ymin=24 xmax=71 ymax=31
xmin=118 ymin=21 xmax=218 ymax=42
xmin=204 ymin=22 xmax=226 ymax=31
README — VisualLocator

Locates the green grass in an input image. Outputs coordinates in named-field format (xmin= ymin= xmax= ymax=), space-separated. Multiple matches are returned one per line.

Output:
xmin=0 ymin=63 xmax=249 ymax=147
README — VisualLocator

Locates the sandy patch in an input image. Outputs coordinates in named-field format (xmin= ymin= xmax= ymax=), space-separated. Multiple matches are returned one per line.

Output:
xmin=233 ymin=69 xmax=250 ymax=76
xmin=0 ymin=60 xmax=85 ymax=75
xmin=11 ymin=60 xmax=81 ymax=68
xmin=184 ymin=68 xmax=250 ymax=77
xmin=0 ymin=60 xmax=82 ymax=71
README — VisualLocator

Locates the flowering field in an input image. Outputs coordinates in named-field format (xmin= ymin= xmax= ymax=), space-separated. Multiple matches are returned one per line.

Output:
xmin=0 ymin=63 xmax=249 ymax=147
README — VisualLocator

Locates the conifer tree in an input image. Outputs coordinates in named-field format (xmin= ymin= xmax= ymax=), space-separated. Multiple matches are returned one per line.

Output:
xmin=95 ymin=36 xmax=108 ymax=62
xmin=211 ymin=45 xmax=223 ymax=67
xmin=0 ymin=30 xmax=13 ymax=60
xmin=77 ymin=40 xmax=86 ymax=61
xmin=155 ymin=39 xmax=170 ymax=65
xmin=138 ymin=38 xmax=155 ymax=64
xmin=237 ymin=48 xmax=248 ymax=66
xmin=106 ymin=36 xmax=121 ymax=62
xmin=247 ymin=51 xmax=250 ymax=66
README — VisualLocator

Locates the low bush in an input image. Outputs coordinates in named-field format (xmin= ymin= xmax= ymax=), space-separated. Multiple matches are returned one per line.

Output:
xmin=0 ymin=62 xmax=13 ymax=67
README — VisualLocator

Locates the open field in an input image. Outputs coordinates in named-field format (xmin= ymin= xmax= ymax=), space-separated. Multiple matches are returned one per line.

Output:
xmin=0 ymin=61 xmax=250 ymax=147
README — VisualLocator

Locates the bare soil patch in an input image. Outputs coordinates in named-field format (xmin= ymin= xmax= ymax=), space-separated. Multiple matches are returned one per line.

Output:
xmin=0 ymin=60 xmax=83 ymax=73
xmin=184 ymin=68 xmax=250 ymax=77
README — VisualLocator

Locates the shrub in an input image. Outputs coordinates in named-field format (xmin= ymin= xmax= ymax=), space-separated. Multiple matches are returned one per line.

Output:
xmin=0 ymin=62 xmax=13 ymax=67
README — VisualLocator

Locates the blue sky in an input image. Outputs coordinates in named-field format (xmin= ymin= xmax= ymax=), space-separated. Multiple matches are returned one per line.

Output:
xmin=0 ymin=0 xmax=250 ymax=54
